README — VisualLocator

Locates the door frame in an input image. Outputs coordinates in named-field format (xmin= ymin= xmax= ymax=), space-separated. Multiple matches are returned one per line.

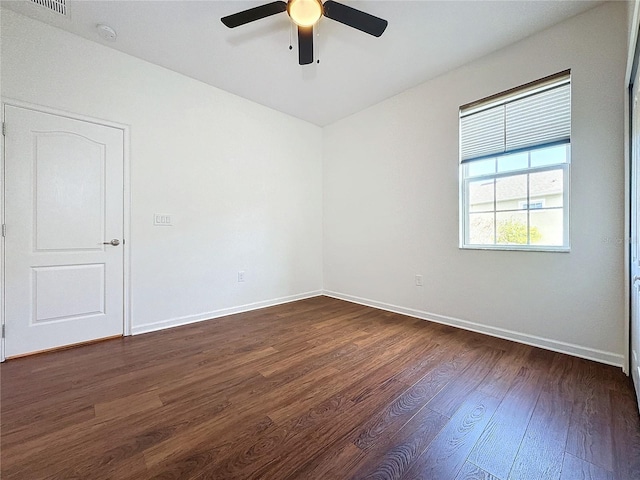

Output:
xmin=0 ymin=98 xmax=132 ymax=362
xmin=627 ymin=2 xmax=640 ymax=380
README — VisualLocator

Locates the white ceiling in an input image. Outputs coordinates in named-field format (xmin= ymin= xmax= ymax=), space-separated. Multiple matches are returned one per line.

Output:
xmin=3 ymin=0 xmax=603 ymax=126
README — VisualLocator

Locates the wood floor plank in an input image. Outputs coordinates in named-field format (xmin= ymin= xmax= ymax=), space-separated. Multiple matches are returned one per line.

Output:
xmin=263 ymin=330 xmax=429 ymax=426
xmin=349 ymin=406 xmax=447 ymax=479
xmin=467 ymin=361 xmax=546 ymax=479
xmin=144 ymin=415 xmax=281 ymax=480
xmin=609 ymin=388 xmax=640 ymax=480
xmin=1 ymin=296 xmax=638 ymax=480
xmin=385 ymin=324 xmax=463 ymax=386
xmin=401 ymin=391 xmax=501 ymax=480
xmin=2 ymin=393 xmax=239 ymax=479
xmin=0 ymin=398 xmax=96 ymax=448
xmin=426 ymin=346 xmax=503 ymax=418
xmin=288 ymin=441 xmax=366 ymax=480
xmin=217 ymin=379 xmax=408 ymax=479
xmin=259 ymin=334 xmax=360 ymax=377
xmin=151 ymin=354 xmax=406 ymax=478
xmin=94 ymin=389 xmax=164 ymax=421
xmin=258 ymin=358 xmax=422 ymax=478
xmin=352 ymin=336 xmax=490 ymax=451
xmin=506 ymin=387 xmax=572 ymax=479
xmin=475 ymin=342 xmax=531 ymax=400
xmin=565 ymin=361 xmax=615 ymax=471
xmin=455 ymin=462 xmax=501 ymax=480
xmin=559 ymin=453 xmax=614 ymax=480
xmin=142 ymin=365 xmax=343 ymax=469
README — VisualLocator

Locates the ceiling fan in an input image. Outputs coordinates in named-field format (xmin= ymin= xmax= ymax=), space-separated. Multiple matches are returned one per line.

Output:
xmin=221 ymin=0 xmax=388 ymax=65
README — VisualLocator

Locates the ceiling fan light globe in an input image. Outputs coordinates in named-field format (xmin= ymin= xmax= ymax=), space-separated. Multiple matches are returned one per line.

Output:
xmin=288 ymin=0 xmax=323 ymax=27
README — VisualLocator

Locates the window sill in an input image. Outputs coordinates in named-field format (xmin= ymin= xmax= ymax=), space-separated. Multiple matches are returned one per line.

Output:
xmin=460 ymin=244 xmax=570 ymax=253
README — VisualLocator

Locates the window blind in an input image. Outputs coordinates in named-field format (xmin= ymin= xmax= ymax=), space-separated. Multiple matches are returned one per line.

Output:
xmin=460 ymin=74 xmax=570 ymax=163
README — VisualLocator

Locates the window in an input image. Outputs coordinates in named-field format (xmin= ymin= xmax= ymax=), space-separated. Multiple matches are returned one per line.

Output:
xmin=459 ymin=71 xmax=571 ymax=251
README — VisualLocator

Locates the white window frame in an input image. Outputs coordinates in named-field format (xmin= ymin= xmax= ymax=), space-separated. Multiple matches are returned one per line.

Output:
xmin=459 ymin=72 xmax=571 ymax=252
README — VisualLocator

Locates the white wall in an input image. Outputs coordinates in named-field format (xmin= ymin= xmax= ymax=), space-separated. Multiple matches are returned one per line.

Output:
xmin=0 ymin=9 xmax=323 ymax=333
xmin=323 ymin=2 xmax=627 ymax=366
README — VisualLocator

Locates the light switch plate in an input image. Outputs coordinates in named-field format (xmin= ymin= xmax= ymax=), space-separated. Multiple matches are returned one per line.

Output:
xmin=154 ymin=214 xmax=173 ymax=226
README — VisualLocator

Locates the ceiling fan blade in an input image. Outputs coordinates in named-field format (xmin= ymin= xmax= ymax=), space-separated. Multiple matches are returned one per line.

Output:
xmin=323 ymin=0 xmax=388 ymax=37
xmin=221 ymin=1 xmax=287 ymax=28
xmin=298 ymin=26 xmax=314 ymax=65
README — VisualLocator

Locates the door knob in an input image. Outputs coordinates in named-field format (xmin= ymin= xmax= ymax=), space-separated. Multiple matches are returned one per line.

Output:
xmin=103 ymin=239 xmax=120 ymax=246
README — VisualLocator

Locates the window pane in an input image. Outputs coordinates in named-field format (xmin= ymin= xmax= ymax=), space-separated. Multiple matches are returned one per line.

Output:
xmin=529 ymin=169 xmax=563 ymax=207
xmin=530 ymin=209 xmax=564 ymax=246
xmin=497 ymin=152 xmax=528 ymax=173
xmin=468 ymin=213 xmax=495 ymax=244
xmin=469 ymin=179 xmax=494 ymax=212
xmin=530 ymin=144 xmax=568 ymax=168
xmin=496 ymin=212 xmax=529 ymax=245
xmin=496 ymin=174 xmax=527 ymax=211
xmin=467 ymin=158 xmax=496 ymax=177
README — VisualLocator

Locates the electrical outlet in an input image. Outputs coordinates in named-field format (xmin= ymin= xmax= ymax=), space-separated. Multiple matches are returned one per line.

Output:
xmin=238 ymin=271 xmax=245 ymax=283
xmin=415 ymin=274 xmax=423 ymax=287
xmin=154 ymin=214 xmax=173 ymax=226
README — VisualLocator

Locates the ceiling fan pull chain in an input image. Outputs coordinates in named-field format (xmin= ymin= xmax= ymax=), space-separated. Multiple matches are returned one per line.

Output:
xmin=289 ymin=22 xmax=293 ymax=50
xmin=316 ymin=20 xmax=320 ymax=64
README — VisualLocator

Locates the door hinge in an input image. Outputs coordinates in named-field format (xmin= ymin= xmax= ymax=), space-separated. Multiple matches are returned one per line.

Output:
xmin=1 ymin=122 xmax=5 ymax=136
xmin=1 ymin=224 xmax=5 ymax=237
xmin=2 ymin=324 xmax=5 ymax=339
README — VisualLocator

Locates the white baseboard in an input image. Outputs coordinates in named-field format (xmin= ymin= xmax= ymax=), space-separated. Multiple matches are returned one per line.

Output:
xmin=130 ymin=288 xmax=624 ymax=370
xmin=131 ymin=290 xmax=323 ymax=335
xmin=323 ymin=290 xmax=625 ymax=370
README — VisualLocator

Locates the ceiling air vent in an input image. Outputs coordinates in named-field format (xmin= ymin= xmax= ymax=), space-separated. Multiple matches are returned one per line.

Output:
xmin=29 ymin=0 xmax=67 ymax=16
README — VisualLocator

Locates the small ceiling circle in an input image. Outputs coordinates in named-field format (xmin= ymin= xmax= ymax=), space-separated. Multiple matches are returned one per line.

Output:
xmin=96 ymin=23 xmax=117 ymax=42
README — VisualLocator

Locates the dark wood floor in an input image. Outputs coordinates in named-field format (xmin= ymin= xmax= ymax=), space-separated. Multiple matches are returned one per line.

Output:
xmin=1 ymin=296 xmax=639 ymax=480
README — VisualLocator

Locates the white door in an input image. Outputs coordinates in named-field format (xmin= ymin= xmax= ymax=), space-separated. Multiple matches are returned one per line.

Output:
xmin=4 ymin=105 xmax=124 ymax=358
xmin=631 ymin=72 xmax=640 ymax=411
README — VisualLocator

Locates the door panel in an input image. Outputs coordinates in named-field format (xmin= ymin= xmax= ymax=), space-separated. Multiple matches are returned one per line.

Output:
xmin=33 ymin=264 xmax=106 ymax=323
xmin=34 ymin=132 xmax=106 ymax=251
xmin=4 ymin=105 xmax=124 ymax=357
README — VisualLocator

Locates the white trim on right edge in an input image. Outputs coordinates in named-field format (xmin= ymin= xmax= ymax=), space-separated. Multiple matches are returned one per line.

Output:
xmin=324 ymin=290 xmax=625 ymax=369
xmin=1 ymin=109 xmax=6 ymax=362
